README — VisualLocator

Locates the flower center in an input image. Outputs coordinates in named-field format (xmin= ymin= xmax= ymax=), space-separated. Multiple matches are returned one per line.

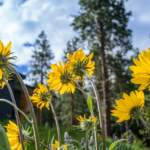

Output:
xmin=80 ymin=120 xmax=94 ymax=130
xmin=130 ymin=107 xmax=141 ymax=120
xmin=1 ymin=56 xmax=7 ymax=63
xmin=60 ymin=71 xmax=72 ymax=84
xmin=40 ymin=93 xmax=50 ymax=102
xmin=73 ymin=60 xmax=87 ymax=77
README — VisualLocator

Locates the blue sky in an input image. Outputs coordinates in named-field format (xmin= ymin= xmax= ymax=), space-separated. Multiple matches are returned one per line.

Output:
xmin=0 ymin=0 xmax=150 ymax=74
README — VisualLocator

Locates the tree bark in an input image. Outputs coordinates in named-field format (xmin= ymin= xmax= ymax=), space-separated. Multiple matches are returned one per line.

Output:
xmin=98 ymin=22 xmax=111 ymax=137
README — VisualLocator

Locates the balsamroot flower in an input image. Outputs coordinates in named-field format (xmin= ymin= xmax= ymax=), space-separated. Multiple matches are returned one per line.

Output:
xmin=0 ymin=69 xmax=5 ymax=88
xmin=48 ymin=63 xmax=76 ymax=94
xmin=0 ymin=41 xmax=12 ymax=66
xmin=31 ymin=83 xmax=52 ymax=110
xmin=0 ymin=41 xmax=13 ymax=88
xmin=130 ymin=48 xmax=150 ymax=90
xmin=5 ymin=121 xmax=22 ymax=150
xmin=67 ymin=48 xmax=95 ymax=79
xmin=76 ymin=115 xmax=97 ymax=130
xmin=111 ymin=91 xmax=144 ymax=123
xmin=51 ymin=140 xmax=68 ymax=150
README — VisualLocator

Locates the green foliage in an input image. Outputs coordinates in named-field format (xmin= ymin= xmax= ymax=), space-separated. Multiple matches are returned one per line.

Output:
xmin=105 ymin=138 xmax=149 ymax=150
xmin=0 ymin=124 xmax=10 ymax=150
xmin=56 ymin=90 xmax=88 ymax=127
xmin=109 ymin=139 xmax=127 ymax=150
xmin=24 ymin=125 xmax=148 ymax=150
xmin=72 ymin=0 xmax=132 ymax=49
xmin=109 ymin=140 xmax=148 ymax=150
xmin=87 ymin=95 xmax=93 ymax=113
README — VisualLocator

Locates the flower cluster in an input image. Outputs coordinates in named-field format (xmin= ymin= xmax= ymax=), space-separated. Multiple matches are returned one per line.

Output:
xmin=27 ymin=48 xmax=95 ymax=149
xmin=111 ymin=48 xmax=150 ymax=123
xmin=48 ymin=48 xmax=95 ymax=94
xmin=2 ymin=39 xmax=149 ymax=149
xmin=30 ymin=48 xmax=95 ymax=110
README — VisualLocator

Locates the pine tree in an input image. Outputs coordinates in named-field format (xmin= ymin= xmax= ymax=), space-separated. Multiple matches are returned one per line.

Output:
xmin=29 ymin=30 xmax=54 ymax=85
xmin=72 ymin=0 xmax=133 ymax=136
xmin=27 ymin=30 xmax=54 ymax=124
xmin=63 ymin=37 xmax=81 ymax=61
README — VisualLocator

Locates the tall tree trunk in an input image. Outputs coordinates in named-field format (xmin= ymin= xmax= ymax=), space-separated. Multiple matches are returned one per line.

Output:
xmin=98 ymin=22 xmax=111 ymax=137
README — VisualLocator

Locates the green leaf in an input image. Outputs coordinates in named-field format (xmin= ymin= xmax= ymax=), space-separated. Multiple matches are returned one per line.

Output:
xmin=87 ymin=95 xmax=93 ymax=113
xmin=109 ymin=139 xmax=127 ymax=150
xmin=0 ymin=124 xmax=10 ymax=150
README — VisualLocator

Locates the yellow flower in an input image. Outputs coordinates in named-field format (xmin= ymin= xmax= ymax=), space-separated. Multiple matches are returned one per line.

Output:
xmin=63 ymin=144 xmax=68 ymax=150
xmin=5 ymin=121 xmax=22 ymax=150
xmin=77 ymin=115 xmax=97 ymax=123
xmin=48 ymin=62 xmax=76 ymax=94
xmin=76 ymin=115 xmax=87 ymax=122
xmin=0 ymin=41 xmax=12 ymax=64
xmin=111 ymin=91 xmax=144 ymax=123
xmin=76 ymin=115 xmax=97 ymax=130
xmin=130 ymin=48 xmax=150 ymax=90
xmin=67 ymin=48 xmax=95 ymax=79
xmin=0 ymin=69 xmax=5 ymax=88
xmin=51 ymin=140 xmax=68 ymax=150
xmin=31 ymin=83 xmax=51 ymax=110
xmin=0 ymin=41 xmax=13 ymax=88
xmin=90 ymin=116 xmax=97 ymax=124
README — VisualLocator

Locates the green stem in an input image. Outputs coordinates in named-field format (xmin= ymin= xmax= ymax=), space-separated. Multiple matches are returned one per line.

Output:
xmin=77 ymin=83 xmax=98 ymax=150
xmin=90 ymin=80 xmax=106 ymax=150
xmin=93 ymin=125 xmax=98 ymax=150
xmin=50 ymin=103 xmax=61 ymax=142
xmin=4 ymin=77 xmax=25 ymax=150
xmin=11 ymin=68 xmax=40 ymax=150
xmin=90 ymin=103 xmax=98 ymax=150
xmin=85 ymin=131 xmax=89 ymax=150
xmin=25 ymin=135 xmax=49 ymax=149
xmin=0 ymin=99 xmax=32 ymax=123
xmin=140 ymin=115 xmax=150 ymax=139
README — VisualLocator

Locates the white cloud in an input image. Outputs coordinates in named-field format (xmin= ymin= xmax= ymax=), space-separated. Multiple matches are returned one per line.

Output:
xmin=1 ymin=0 xmax=149 ymax=68
xmin=126 ymin=0 xmax=150 ymax=50
xmin=0 ymin=0 xmax=79 ymax=65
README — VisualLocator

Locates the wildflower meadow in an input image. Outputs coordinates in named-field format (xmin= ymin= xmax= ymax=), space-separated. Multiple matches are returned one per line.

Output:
xmin=0 ymin=0 xmax=150 ymax=150
xmin=0 ymin=40 xmax=150 ymax=150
